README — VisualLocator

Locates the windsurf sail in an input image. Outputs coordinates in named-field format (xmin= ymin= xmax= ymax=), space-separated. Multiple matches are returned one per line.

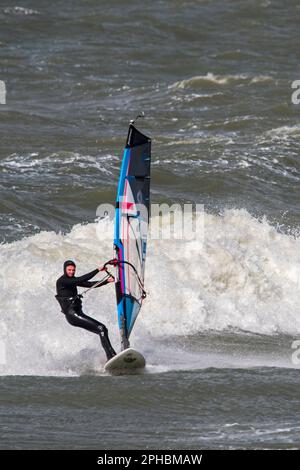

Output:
xmin=114 ymin=122 xmax=151 ymax=350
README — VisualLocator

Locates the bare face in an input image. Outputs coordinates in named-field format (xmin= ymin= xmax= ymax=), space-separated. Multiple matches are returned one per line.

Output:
xmin=66 ymin=265 xmax=76 ymax=277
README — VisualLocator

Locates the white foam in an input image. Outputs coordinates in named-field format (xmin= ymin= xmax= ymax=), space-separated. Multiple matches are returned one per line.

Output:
xmin=0 ymin=152 xmax=116 ymax=177
xmin=265 ymin=125 xmax=300 ymax=140
xmin=3 ymin=6 xmax=40 ymax=15
xmin=169 ymin=73 xmax=273 ymax=89
xmin=0 ymin=210 xmax=299 ymax=376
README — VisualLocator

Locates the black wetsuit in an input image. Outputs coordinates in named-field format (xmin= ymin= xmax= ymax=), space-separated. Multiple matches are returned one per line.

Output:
xmin=56 ymin=269 xmax=116 ymax=361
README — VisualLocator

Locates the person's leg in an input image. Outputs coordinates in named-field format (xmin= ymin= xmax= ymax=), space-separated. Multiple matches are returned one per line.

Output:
xmin=65 ymin=307 xmax=116 ymax=360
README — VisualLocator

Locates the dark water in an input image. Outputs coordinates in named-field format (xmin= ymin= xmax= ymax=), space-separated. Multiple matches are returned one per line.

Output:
xmin=1 ymin=0 xmax=300 ymax=241
xmin=1 ymin=368 xmax=299 ymax=450
xmin=0 ymin=0 xmax=300 ymax=450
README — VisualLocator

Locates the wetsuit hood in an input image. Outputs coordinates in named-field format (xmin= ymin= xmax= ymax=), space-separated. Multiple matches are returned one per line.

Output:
xmin=63 ymin=260 xmax=76 ymax=274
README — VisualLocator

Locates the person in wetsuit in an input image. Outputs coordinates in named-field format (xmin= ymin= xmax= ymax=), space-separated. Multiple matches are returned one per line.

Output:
xmin=56 ymin=260 xmax=116 ymax=361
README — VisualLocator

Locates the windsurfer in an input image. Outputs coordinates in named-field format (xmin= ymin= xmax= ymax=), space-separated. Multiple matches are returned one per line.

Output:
xmin=55 ymin=260 xmax=116 ymax=361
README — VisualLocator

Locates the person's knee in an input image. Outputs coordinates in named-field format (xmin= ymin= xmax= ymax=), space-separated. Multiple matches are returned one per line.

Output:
xmin=65 ymin=313 xmax=79 ymax=327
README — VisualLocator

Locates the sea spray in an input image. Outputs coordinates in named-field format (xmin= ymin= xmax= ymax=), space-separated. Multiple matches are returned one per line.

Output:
xmin=0 ymin=209 xmax=299 ymax=376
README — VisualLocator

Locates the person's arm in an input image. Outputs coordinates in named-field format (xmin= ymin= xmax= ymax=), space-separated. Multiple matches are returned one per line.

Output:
xmin=78 ymin=279 xmax=107 ymax=288
xmin=63 ymin=269 xmax=100 ymax=287
xmin=78 ymin=277 xmax=114 ymax=288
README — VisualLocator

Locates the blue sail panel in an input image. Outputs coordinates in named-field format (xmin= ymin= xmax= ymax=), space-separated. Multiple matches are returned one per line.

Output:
xmin=114 ymin=124 xmax=151 ymax=349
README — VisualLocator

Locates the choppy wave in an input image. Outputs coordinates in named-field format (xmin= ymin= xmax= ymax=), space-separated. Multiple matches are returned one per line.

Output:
xmin=0 ymin=152 xmax=117 ymax=176
xmin=3 ymin=6 xmax=40 ymax=15
xmin=265 ymin=125 xmax=300 ymax=140
xmin=0 ymin=209 xmax=299 ymax=376
xmin=170 ymin=73 xmax=274 ymax=89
